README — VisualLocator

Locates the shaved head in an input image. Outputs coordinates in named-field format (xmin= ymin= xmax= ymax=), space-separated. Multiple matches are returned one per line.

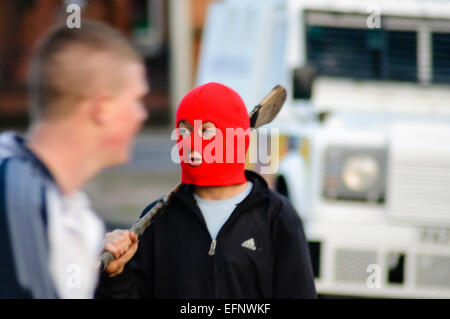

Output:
xmin=28 ymin=20 xmax=143 ymax=121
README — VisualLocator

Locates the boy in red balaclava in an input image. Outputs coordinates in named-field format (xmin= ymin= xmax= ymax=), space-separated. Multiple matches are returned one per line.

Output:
xmin=96 ymin=82 xmax=317 ymax=299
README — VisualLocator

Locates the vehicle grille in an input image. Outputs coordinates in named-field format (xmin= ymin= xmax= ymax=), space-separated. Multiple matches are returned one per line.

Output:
xmin=416 ymin=254 xmax=450 ymax=289
xmin=334 ymin=248 xmax=378 ymax=284
xmin=388 ymin=124 xmax=450 ymax=226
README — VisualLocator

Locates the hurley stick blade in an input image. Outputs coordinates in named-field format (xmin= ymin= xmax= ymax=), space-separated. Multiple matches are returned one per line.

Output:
xmin=249 ymin=85 xmax=287 ymax=128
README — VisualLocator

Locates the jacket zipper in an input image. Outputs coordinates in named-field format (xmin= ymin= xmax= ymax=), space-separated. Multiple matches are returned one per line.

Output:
xmin=208 ymin=202 xmax=254 ymax=257
xmin=208 ymin=239 xmax=218 ymax=297
xmin=208 ymin=239 xmax=217 ymax=256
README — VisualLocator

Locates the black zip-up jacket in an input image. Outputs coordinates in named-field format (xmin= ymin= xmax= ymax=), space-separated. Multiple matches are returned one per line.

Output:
xmin=95 ymin=170 xmax=317 ymax=299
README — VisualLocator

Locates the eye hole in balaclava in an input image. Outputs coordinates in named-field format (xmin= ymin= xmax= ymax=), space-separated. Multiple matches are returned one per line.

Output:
xmin=178 ymin=120 xmax=217 ymax=141
xmin=177 ymin=120 xmax=192 ymax=140
xmin=198 ymin=122 xmax=217 ymax=140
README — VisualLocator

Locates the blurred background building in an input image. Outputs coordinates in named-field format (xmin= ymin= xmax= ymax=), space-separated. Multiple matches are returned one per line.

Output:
xmin=0 ymin=0 xmax=213 ymax=227
xmin=2 ymin=0 xmax=450 ymax=298
xmin=0 ymin=0 xmax=212 ymax=125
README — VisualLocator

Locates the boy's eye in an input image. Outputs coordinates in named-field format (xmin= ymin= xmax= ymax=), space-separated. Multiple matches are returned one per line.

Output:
xmin=203 ymin=128 xmax=216 ymax=140
xmin=178 ymin=127 xmax=191 ymax=139
xmin=199 ymin=125 xmax=216 ymax=140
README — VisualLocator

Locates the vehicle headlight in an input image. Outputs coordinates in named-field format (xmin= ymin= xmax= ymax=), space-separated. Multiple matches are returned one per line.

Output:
xmin=342 ymin=156 xmax=379 ymax=192
xmin=324 ymin=146 xmax=386 ymax=203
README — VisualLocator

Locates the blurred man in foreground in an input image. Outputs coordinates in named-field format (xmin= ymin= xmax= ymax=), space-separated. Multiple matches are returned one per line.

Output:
xmin=0 ymin=20 xmax=147 ymax=298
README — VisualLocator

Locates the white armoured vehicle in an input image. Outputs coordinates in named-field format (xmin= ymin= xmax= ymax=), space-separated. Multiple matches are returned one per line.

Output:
xmin=197 ymin=0 xmax=450 ymax=298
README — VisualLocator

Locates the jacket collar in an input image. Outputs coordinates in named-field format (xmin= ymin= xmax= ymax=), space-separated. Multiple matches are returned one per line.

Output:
xmin=171 ymin=170 xmax=270 ymax=213
xmin=0 ymin=131 xmax=55 ymax=182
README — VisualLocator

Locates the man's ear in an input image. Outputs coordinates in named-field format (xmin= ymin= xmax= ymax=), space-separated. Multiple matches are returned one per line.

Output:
xmin=89 ymin=94 xmax=113 ymax=126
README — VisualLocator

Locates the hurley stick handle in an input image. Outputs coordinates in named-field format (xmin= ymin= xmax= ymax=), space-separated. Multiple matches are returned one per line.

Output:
xmin=100 ymin=184 xmax=181 ymax=271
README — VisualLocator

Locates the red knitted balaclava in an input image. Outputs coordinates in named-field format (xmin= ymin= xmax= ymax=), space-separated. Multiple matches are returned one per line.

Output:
xmin=175 ymin=82 xmax=250 ymax=186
